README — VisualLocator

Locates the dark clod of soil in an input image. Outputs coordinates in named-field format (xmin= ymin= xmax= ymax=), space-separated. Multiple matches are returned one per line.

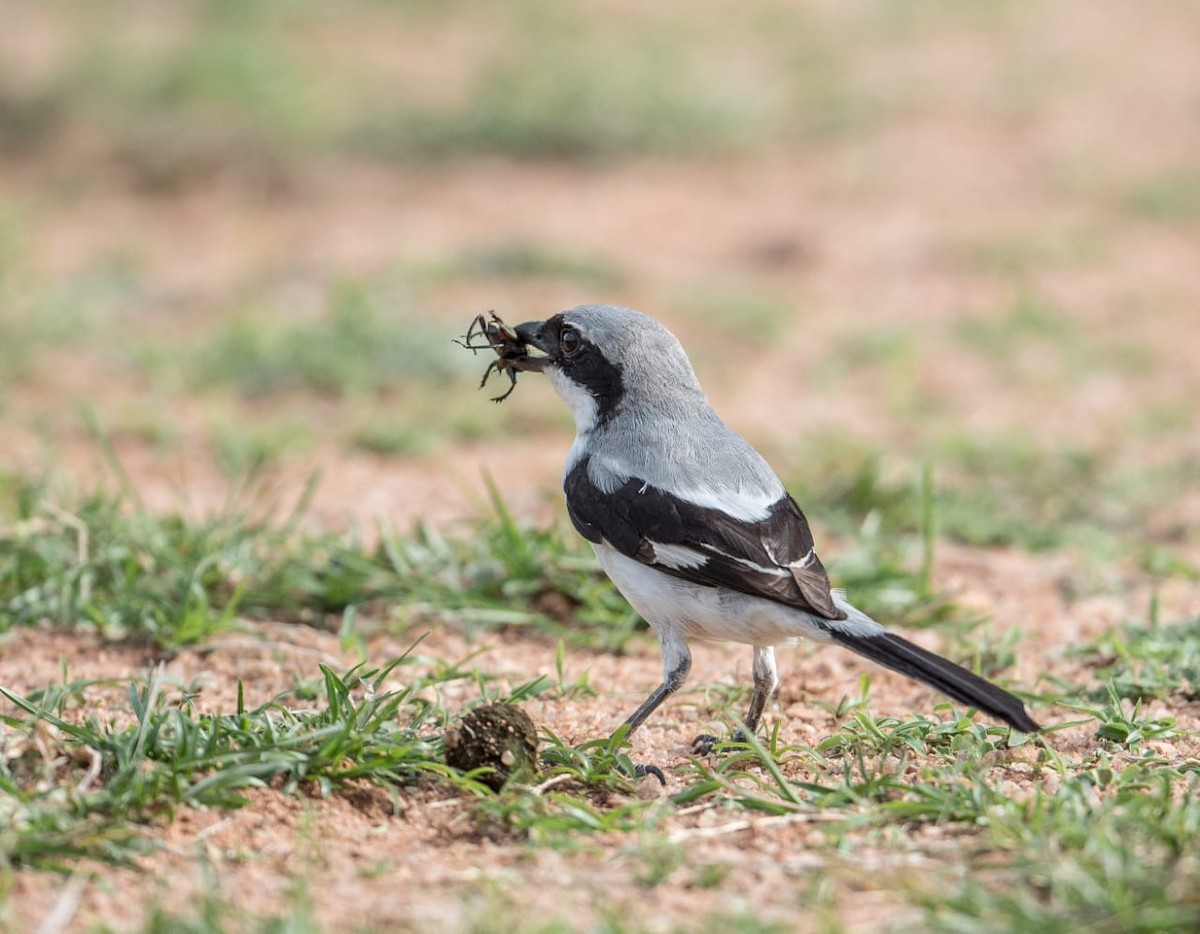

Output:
xmin=444 ymin=702 xmax=540 ymax=790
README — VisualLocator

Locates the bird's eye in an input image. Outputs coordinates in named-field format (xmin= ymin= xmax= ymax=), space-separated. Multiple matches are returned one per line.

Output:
xmin=560 ymin=327 xmax=583 ymax=358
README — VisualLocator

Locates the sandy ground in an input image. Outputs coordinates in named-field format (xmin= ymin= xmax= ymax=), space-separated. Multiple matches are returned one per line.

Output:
xmin=3 ymin=1 xmax=1200 ymax=930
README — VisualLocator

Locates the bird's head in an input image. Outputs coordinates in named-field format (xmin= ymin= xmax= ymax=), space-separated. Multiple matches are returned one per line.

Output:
xmin=509 ymin=304 xmax=705 ymax=430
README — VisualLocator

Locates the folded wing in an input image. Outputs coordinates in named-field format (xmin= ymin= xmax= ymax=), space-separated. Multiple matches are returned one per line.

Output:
xmin=565 ymin=457 xmax=846 ymax=620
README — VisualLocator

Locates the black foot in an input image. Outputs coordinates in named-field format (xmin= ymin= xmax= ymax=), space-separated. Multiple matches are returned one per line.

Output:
xmin=632 ymin=763 xmax=666 ymax=786
xmin=691 ymin=729 xmax=751 ymax=755
xmin=691 ymin=733 xmax=719 ymax=755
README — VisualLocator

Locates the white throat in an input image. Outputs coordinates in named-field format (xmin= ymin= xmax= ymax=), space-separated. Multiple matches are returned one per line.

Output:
xmin=548 ymin=368 xmax=599 ymax=473
xmin=548 ymin=369 xmax=598 ymax=434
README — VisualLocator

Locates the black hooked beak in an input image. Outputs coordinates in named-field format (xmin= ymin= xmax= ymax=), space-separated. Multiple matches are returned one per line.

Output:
xmin=508 ymin=320 xmax=551 ymax=372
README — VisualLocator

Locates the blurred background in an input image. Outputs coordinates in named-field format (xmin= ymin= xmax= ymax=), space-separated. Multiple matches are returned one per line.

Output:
xmin=1 ymin=0 xmax=1197 ymax=566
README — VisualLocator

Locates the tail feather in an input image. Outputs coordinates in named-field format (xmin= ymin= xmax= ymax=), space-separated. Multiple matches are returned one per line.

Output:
xmin=827 ymin=630 xmax=1041 ymax=733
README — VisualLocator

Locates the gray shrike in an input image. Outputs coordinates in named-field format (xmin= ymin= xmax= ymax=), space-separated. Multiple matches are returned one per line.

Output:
xmin=502 ymin=304 xmax=1040 ymax=755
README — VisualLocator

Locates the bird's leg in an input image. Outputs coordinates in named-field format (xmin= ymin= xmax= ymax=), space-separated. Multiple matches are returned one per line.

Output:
xmin=622 ymin=638 xmax=692 ymax=733
xmin=692 ymin=645 xmax=778 ymax=755
xmin=741 ymin=645 xmax=779 ymax=738
xmin=616 ymin=637 xmax=691 ymax=784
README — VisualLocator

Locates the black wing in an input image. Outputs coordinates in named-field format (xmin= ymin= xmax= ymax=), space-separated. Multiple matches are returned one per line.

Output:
xmin=565 ymin=457 xmax=845 ymax=620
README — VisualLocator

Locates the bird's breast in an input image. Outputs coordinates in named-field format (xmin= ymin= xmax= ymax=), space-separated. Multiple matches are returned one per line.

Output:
xmin=592 ymin=542 xmax=833 ymax=648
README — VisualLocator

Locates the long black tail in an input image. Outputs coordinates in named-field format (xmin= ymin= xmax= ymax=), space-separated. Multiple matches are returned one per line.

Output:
xmin=828 ymin=630 xmax=1041 ymax=733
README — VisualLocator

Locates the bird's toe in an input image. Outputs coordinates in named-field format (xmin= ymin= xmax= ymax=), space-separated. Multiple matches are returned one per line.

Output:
xmin=691 ymin=733 xmax=720 ymax=755
xmin=692 ymin=729 xmax=755 ymax=755
xmin=633 ymin=762 xmax=666 ymax=785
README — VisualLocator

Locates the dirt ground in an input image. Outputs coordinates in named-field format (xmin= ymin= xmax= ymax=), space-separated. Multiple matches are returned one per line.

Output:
xmin=3 ymin=1 xmax=1200 ymax=931
xmin=3 ymin=552 xmax=1198 ymax=932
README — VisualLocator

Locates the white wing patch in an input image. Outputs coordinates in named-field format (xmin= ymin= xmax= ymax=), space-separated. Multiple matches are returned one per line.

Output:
xmin=649 ymin=542 xmax=709 ymax=570
xmin=669 ymin=484 xmax=779 ymax=523
xmin=584 ymin=455 xmax=783 ymax=524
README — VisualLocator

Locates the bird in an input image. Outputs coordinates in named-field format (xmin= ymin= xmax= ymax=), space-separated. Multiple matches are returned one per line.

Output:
xmin=501 ymin=304 xmax=1040 ymax=764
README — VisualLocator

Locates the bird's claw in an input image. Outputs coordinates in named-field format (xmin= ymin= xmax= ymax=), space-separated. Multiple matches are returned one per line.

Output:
xmin=691 ymin=729 xmax=751 ymax=756
xmin=631 ymin=763 xmax=666 ymax=785
xmin=691 ymin=733 xmax=719 ymax=755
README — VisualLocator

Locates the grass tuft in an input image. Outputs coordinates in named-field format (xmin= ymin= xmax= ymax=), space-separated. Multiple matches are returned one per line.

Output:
xmin=0 ymin=477 xmax=639 ymax=651
xmin=1078 ymin=614 xmax=1200 ymax=703
xmin=0 ymin=652 xmax=447 ymax=870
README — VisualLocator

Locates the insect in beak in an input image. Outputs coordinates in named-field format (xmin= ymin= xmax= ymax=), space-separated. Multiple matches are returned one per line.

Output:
xmin=454 ymin=310 xmax=537 ymax=402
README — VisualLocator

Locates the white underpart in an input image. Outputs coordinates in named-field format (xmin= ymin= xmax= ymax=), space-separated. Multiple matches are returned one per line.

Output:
xmin=593 ymin=543 xmax=886 ymax=648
